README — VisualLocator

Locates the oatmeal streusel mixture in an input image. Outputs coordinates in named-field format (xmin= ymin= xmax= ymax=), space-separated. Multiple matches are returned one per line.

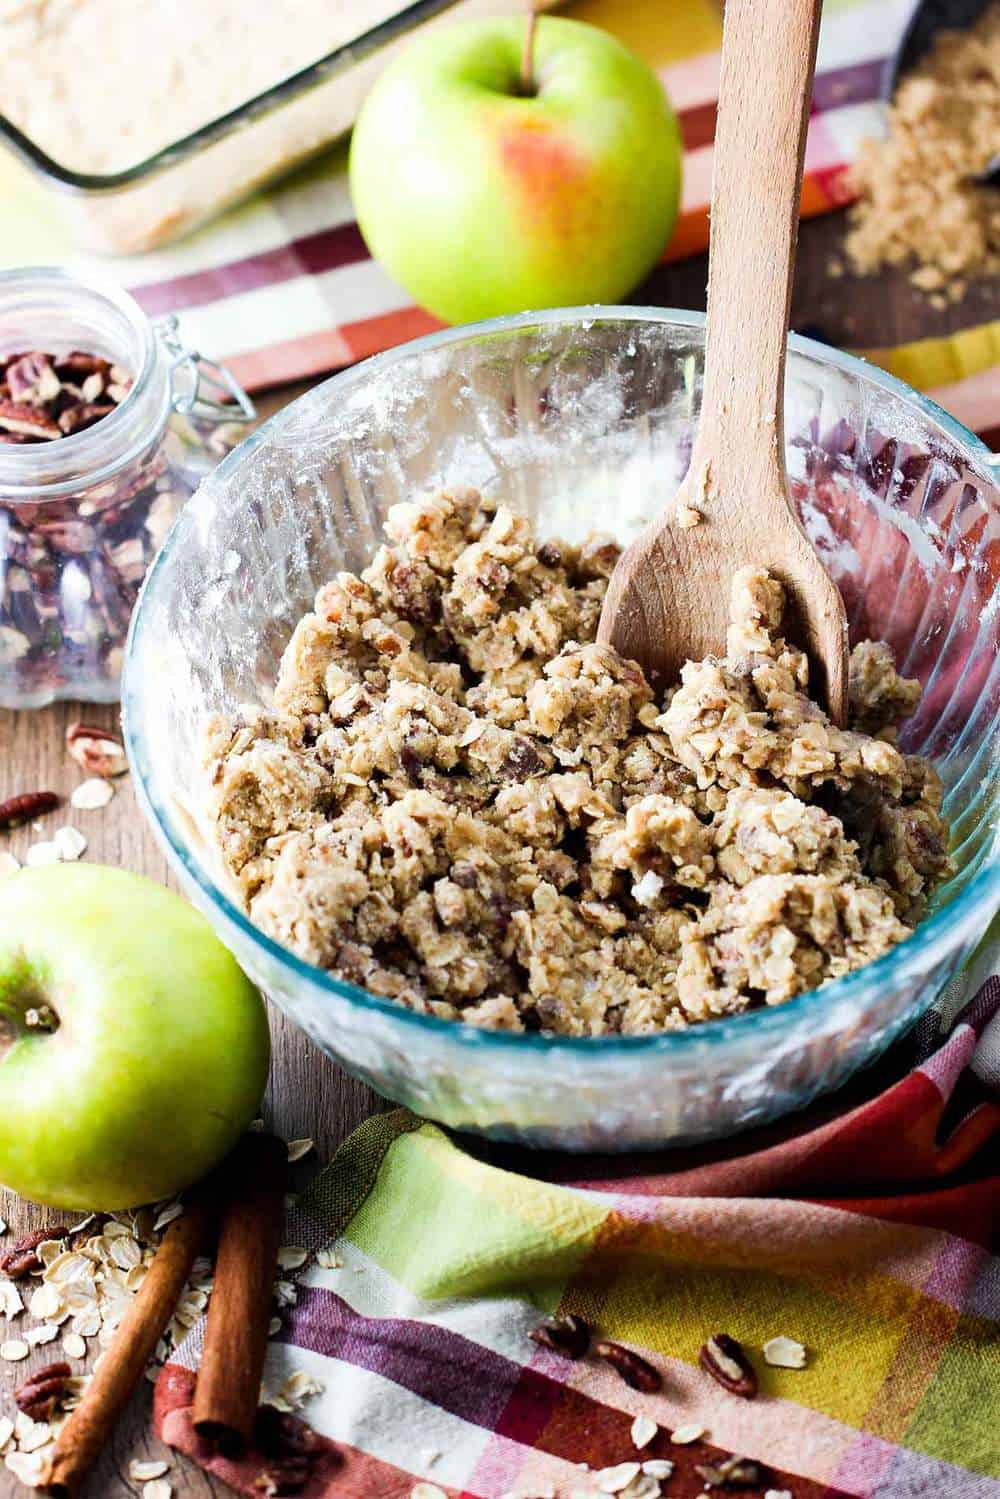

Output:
xmin=202 ymin=488 xmax=951 ymax=1035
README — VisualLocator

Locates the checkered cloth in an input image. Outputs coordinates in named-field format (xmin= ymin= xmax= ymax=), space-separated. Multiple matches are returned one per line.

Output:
xmin=3 ymin=0 xmax=998 ymax=443
xmin=155 ymin=927 xmax=1000 ymax=1497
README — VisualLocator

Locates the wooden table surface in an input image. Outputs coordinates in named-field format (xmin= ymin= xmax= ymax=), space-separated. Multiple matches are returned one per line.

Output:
xmin=0 ymin=213 xmax=994 ymax=1496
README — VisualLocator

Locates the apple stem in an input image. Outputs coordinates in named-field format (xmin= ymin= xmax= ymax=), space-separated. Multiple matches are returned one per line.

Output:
xmin=520 ymin=6 xmax=539 ymax=96
xmin=0 ymin=999 xmax=57 ymax=1054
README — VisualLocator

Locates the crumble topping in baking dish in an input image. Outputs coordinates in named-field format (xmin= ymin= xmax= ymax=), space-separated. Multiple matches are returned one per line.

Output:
xmin=202 ymin=487 xmax=951 ymax=1035
xmin=0 ymin=0 xmax=398 ymax=174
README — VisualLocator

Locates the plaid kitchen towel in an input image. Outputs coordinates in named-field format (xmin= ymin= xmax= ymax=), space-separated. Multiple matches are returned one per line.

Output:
xmin=6 ymin=0 xmax=998 ymax=435
xmin=155 ymin=933 xmax=1000 ymax=1498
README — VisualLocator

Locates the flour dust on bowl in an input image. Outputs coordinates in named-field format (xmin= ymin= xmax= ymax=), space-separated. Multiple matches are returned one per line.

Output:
xmin=122 ymin=309 xmax=1000 ymax=1151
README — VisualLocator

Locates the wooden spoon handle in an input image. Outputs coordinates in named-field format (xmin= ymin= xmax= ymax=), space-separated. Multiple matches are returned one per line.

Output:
xmin=694 ymin=0 xmax=822 ymax=505
xmin=598 ymin=0 xmax=848 ymax=722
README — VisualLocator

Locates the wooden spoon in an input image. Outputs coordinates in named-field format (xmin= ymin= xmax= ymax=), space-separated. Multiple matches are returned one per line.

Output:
xmin=598 ymin=0 xmax=849 ymax=723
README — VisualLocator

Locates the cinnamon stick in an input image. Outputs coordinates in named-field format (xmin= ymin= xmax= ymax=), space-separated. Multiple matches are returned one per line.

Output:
xmin=44 ymin=1197 xmax=210 ymax=1497
xmin=192 ymin=1131 xmax=288 ymax=1453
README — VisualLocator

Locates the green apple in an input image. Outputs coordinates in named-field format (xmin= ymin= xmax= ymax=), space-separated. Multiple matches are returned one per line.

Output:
xmin=0 ymin=864 xmax=269 ymax=1210
xmin=349 ymin=15 xmax=681 ymax=323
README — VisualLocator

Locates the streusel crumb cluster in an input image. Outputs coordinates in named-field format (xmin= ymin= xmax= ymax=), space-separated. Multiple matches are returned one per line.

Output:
xmin=202 ymin=487 xmax=950 ymax=1035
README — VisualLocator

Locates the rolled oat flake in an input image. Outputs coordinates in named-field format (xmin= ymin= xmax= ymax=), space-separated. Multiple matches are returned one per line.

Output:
xmin=630 ymin=1413 xmax=658 ymax=1448
xmin=129 ymin=1461 xmax=170 ymax=1481
xmin=70 ymin=778 xmax=114 ymax=810
xmin=670 ymin=1423 xmax=705 ymax=1445
xmin=763 ymin=1335 xmax=808 ymax=1369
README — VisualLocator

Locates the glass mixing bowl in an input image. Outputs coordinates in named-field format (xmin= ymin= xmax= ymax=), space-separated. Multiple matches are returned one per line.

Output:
xmin=122 ymin=309 xmax=1000 ymax=1151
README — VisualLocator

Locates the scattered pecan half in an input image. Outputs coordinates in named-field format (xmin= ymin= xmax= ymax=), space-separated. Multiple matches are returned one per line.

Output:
xmin=253 ymin=1406 xmax=322 ymax=1459
xmin=699 ymin=1333 xmax=758 ymax=1398
xmin=694 ymin=1453 xmax=769 ymax=1489
xmin=528 ymin=1312 xmax=591 ymax=1360
xmin=593 ymin=1340 xmax=662 ymax=1392
xmin=0 ymin=791 xmax=59 ymax=831
xmin=65 ymin=722 xmax=128 ymax=778
xmin=251 ymin=1406 xmax=321 ymax=1495
xmin=14 ymin=1362 xmax=71 ymax=1420
xmin=0 ymin=1226 xmax=68 ymax=1278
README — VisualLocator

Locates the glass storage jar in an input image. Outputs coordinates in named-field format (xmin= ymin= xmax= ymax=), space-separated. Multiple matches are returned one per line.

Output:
xmin=0 ymin=266 xmax=253 ymax=708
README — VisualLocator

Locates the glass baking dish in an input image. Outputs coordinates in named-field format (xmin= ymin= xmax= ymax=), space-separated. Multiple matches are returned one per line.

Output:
xmin=0 ymin=0 xmax=541 ymax=256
